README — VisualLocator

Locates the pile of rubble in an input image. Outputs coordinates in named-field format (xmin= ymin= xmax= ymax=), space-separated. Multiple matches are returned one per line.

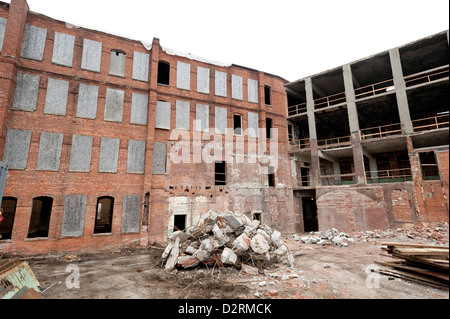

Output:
xmin=292 ymin=228 xmax=355 ymax=247
xmin=161 ymin=211 xmax=295 ymax=271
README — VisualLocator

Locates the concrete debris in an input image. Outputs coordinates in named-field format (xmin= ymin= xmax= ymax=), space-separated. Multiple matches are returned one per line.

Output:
xmin=293 ymin=228 xmax=354 ymax=247
xmin=161 ymin=210 xmax=294 ymax=271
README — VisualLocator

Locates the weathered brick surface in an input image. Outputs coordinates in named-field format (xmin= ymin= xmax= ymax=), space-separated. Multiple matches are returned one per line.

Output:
xmin=0 ymin=0 xmax=295 ymax=255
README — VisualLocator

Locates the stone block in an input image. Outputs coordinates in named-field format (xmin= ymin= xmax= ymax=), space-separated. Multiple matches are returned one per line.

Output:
xmin=221 ymin=247 xmax=237 ymax=265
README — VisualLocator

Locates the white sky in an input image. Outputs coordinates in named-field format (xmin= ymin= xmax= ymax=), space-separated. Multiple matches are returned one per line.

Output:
xmin=5 ymin=0 xmax=450 ymax=81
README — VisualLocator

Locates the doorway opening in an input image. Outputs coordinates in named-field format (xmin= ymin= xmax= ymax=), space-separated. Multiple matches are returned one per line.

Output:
xmin=173 ymin=214 xmax=186 ymax=232
xmin=302 ymin=196 xmax=318 ymax=232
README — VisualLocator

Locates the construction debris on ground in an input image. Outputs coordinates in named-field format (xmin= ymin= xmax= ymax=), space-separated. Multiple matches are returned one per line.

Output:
xmin=376 ymin=241 xmax=449 ymax=290
xmin=292 ymin=228 xmax=355 ymax=247
xmin=161 ymin=211 xmax=295 ymax=272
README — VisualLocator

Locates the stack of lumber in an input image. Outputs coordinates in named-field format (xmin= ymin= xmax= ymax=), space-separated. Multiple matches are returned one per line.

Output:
xmin=376 ymin=241 xmax=449 ymax=290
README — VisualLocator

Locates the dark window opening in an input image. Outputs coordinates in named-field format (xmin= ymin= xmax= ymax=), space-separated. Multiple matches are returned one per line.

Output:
xmin=419 ymin=152 xmax=440 ymax=180
xmin=301 ymin=167 xmax=310 ymax=187
xmin=0 ymin=197 xmax=17 ymax=240
xmin=252 ymin=212 xmax=261 ymax=221
xmin=94 ymin=196 xmax=114 ymax=234
xmin=268 ymin=166 xmax=275 ymax=187
xmin=173 ymin=214 xmax=186 ymax=232
xmin=27 ymin=196 xmax=53 ymax=238
xmin=288 ymin=123 xmax=294 ymax=143
xmin=264 ymin=85 xmax=272 ymax=105
xmin=266 ymin=118 xmax=273 ymax=139
xmin=215 ymin=161 xmax=226 ymax=186
xmin=233 ymin=114 xmax=242 ymax=135
xmin=157 ymin=61 xmax=170 ymax=85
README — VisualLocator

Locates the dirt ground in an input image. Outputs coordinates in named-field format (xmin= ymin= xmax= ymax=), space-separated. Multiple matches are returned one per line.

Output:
xmin=23 ymin=232 xmax=448 ymax=300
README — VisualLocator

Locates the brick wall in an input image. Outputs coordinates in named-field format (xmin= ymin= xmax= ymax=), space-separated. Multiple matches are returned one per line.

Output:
xmin=0 ymin=0 xmax=295 ymax=255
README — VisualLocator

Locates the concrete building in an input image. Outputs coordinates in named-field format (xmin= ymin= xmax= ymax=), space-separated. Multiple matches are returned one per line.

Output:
xmin=0 ymin=0 xmax=448 ymax=255
xmin=286 ymin=30 xmax=449 ymax=233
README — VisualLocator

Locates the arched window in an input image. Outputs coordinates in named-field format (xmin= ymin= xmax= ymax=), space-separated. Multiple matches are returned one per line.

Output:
xmin=27 ymin=196 xmax=53 ymax=238
xmin=157 ymin=61 xmax=170 ymax=85
xmin=94 ymin=196 xmax=114 ymax=233
xmin=0 ymin=197 xmax=17 ymax=240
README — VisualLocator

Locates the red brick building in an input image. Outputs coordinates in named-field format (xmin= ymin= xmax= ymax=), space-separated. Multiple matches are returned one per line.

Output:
xmin=0 ymin=0 xmax=448 ymax=256
xmin=0 ymin=0 xmax=295 ymax=255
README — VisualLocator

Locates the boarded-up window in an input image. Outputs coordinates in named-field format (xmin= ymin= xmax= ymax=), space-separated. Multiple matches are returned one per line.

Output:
xmin=109 ymin=50 xmax=126 ymax=77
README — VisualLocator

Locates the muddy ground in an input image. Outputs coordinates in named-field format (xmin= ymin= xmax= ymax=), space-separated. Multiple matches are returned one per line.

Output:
xmin=22 ymin=231 xmax=448 ymax=300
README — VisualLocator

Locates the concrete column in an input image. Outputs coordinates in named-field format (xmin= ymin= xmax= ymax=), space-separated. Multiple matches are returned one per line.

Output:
xmin=369 ymin=157 xmax=378 ymax=183
xmin=333 ymin=161 xmax=341 ymax=185
xmin=343 ymin=64 xmax=366 ymax=185
xmin=389 ymin=48 xmax=413 ymax=134
xmin=305 ymin=78 xmax=319 ymax=186
xmin=305 ymin=77 xmax=317 ymax=140
xmin=342 ymin=64 xmax=360 ymax=134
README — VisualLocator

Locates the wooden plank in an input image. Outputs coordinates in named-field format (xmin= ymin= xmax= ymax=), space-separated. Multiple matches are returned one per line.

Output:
xmin=391 ymin=253 xmax=449 ymax=271
xmin=376 ymin=266 xmax=449 ymax=290
xmin=393 ymin=247 xmax=449 ymax=258
xmin=383 ymin=261 xmax=449 ymax=282
xmin=376 ymin=241 xmax=449 ymax=249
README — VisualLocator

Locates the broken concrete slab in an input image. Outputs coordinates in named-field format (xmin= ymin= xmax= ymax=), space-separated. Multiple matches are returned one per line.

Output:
xmin=222 ymin=247 xmax=237 ymax=265
xmin=251 ymin=233 xmax=270 ymax=254
xmin=240 ymin=264 xmax=258 ymax=275
xmin=176 ymin=256 xmax=200 ymax=269
xmin=165 ymin=237 xmax=180 ymax=271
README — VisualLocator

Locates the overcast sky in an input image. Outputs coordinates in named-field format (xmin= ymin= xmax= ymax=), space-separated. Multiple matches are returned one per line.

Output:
xmin=6 ymin=0 xmax=450 ymax=81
